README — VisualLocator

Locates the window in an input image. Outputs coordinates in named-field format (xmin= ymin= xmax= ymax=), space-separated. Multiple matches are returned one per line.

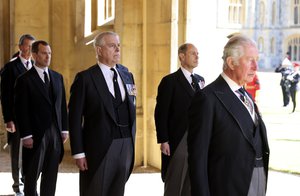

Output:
xmin=84 ymin=0 xmax=115 ymax=37
xmin=259 ymin=1 xmax=265 ymax=26
xmin=294 ymin=0 xmax=300 ymax=25
xmin=288 ymin=37 xmax=300 ymax=61
xmin=271 ymin=2 xmax=276 ymax=25
xmin=98 ymin=0 xmax=115 ymax=26
xmin=270 ymin=37 xmax=275 ymax=54
xmin=228 ymin=0 xmax=244 ymax=24
xmin=258 ymin=37 xmax=264 ymax=53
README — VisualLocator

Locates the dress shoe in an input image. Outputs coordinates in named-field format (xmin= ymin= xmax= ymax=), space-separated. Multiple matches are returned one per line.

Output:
xmin=15 ymin=192 xmax=24 ymax=196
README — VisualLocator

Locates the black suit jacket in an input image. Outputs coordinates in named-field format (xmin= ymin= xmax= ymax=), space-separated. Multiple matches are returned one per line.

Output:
xmin=68 ymin=64 xmax=136 ymax=179
xmin=188 ymin=75 xmax=270 ymax=196
xmin=1 ymin=57 xmax=29 ymax=142
xmin=154 ymin=68 xmax=204 ymax=181
xmin=14 ymin=67 xmax=68 ymax=162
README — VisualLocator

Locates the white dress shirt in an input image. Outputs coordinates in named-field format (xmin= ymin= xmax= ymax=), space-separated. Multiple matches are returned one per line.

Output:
xmin=221 ymin=72 xmax=257 ymax=123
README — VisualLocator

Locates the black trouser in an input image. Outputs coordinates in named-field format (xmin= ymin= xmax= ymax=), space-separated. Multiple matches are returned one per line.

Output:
xmin=281 ymin=83 xmax=290 ymax=106
xmin=290 ymin=83 xmax=297 ymax=112
xmin=80 ymin=138 xmax=133 ymax=196
xmin=23 ymin=124 xmax=61 ymax=196
xmin=9 ymin=130 xmax=23 ymax=193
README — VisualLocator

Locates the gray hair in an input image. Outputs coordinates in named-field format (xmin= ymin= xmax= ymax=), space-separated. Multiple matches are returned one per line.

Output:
xmin=19 ymin=34 xmax=35 ymax=45
xmin=178 ymin=43 xmax=193 ymax=61
xmin=93 ymin=31 xmax=119 ymax=48
xmin=222 ymin=35 xmax=257 ymax=70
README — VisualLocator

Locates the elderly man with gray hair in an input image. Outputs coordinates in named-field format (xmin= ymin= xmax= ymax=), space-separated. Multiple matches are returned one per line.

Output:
xmin=69 ymin=31 xmax=136 ymax=196
xmin=188 ymin=35 xmax=270 ymax=196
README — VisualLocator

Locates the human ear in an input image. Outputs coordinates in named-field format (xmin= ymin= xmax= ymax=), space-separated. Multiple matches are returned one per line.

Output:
xmin=226 ymin=57 xmax=236 ymax=70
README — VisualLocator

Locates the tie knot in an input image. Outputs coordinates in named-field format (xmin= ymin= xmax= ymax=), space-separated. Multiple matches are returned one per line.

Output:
xmin=25 ymin=61 xmax=29 ymax=68
xmin=43 ymin=71 xmax=49 ymax=85
xmin=111 ymin=68 xmax=118 ymax=80
xmin=238 ymin=87 xmax=246 ymax=95
xmin=191 ymin=74 xmax=196 ymax=80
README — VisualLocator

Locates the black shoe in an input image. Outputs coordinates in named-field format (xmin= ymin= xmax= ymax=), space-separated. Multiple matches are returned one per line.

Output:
xmin=15 ymin=192 xmax=24 ymax=196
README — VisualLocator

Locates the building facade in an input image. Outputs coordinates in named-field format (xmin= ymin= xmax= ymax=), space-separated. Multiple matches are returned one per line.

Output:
xmin=217 ymin=0 xmax=300 ymax=70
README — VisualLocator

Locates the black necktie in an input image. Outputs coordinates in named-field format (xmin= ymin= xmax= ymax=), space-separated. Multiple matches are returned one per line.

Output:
xmin=237 ymin=87 xmax=254 ymax=114
xmin=25 ymin=61 xmax=29 ymax=69
xmin=111 ymin=68 xmax=122 ymax=104
xmin=191 ymin=74 xmax=200 ymax=92
xmin=43 ymin=71 xmax=49 ymax=87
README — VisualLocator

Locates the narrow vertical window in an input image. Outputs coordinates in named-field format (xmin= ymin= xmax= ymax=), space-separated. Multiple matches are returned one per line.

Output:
xmin=294 ymin=0 xmax=300 ymax=25
xmin=270 ymin=37 xmax=275 ymax=54
xmin=84 ymin=0 xmax=92 ymax=37
xmin=259 ymin=1 xmax=265 ymax=26
xmin=258 ymin=37 xmax=264 ymax=53
xmin=98 ymin=0 xmax=115 ymax=26
xmin=272 ymin=2 xmax=276 ymax=25
xmin=288 ymin=37 xmax=300 ymax=61
xmin=228 ymin=0 xmax=244 ymax=24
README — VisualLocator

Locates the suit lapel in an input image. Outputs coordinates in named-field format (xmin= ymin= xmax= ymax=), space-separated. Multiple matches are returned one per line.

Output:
xmin=49 ymin=70 xmax=58 ymax=103
xmin=254 ymin=104 xmax=270 ymax=151
xmin=176 ymin=69 xmax=195 ymax=97
xmin=15 ymin=58 xmax=27 ymax=74
xmin=116 ymin=65 xmax=136 ymax=125
xmin=29 ymin=68 xmax=52 ymax=104
xmin=214 ymin=76 xmax=255 ymax=147
xmin=90 ymin=65 xmax=116 ymax=123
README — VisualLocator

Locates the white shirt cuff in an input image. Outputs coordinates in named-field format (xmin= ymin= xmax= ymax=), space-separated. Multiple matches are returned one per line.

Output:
xmin=21 ymin=135 xmax=32 ymax=140
xmin=73 ymin=153 xmax=85 ymax=159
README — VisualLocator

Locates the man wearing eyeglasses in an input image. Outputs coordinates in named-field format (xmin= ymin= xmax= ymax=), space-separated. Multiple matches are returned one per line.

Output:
xmin=68 ymin=31 xmax=136 ymax=196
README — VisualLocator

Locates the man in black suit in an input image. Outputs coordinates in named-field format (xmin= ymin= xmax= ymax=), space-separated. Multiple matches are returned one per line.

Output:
xmin=68 ymin=31 xmax=136 ymax=196
xmin=154 ymin=43 xmax=205 ymax=196
xmin=188 ymin=35 xmax=270 ymax=196
xmin=0 ymin=34 xmax=35 ymax=195
xmin=14 ymin=40 xmax=68 ymax=196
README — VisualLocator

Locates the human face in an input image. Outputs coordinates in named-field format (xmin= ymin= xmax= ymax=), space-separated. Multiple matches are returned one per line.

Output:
xmin=229 ymin=45 xmax=258 ymax=86
xmin=32 ymin=44 xmax=51 ymax=68
xmin=97 ymin=35 xmax=121 ymax=67
xmin=19 ymin=39 xmax=34 ymax=60
xmin=180 ymin=44 xmax=199 ymax=72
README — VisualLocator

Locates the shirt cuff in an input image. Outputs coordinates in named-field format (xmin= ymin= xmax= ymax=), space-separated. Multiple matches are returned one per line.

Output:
xmin=61 ymin=130 xmax=69 ymax=134
xmin=73 ymin=153 xmax=85 ymax=159
xmin=21 ymin=135 xmax=33 ymax=140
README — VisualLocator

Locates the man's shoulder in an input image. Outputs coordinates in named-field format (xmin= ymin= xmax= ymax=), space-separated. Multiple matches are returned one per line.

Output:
xmin=116 ymin=64 xmax=129 ymax=72
xmin=194 ymin=73 xmax=205 ymax=82
xmin=73 ymin=64 xmax=97 ymax=76
xmin=161 ymin=69 xmax=180 ymax=80
xmin=48 ymin=69 xmax=65 ymax=82
xmin=2 ymin=57 xmax=20 ymax=70
xmin=72 ymin=64 xmax=99 ymax=82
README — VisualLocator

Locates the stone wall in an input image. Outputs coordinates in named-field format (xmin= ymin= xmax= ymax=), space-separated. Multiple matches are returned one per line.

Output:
xmin=0 ymin=0 xmax=182 ymax=169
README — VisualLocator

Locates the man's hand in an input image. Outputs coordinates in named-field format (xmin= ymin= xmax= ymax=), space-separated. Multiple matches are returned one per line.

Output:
xmin=160 ymin=142 xmax=170 ymax=156
xmin=61 ymin=132 xmax=69 ymax=143
xmin=75 ymin=158 xmax=88 ymax=171
xmin=5 ymin=121 xmax=16 ymax=133
xmin=23 ymin=137 xmax=33 ymax=149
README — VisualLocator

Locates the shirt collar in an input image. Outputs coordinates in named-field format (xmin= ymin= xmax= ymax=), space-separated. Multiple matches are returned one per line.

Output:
xmin=33 ymin=64 xmax=49 ymax=75
xmin=19 ymin=55 xmax=31 ymax=65
xmin=221 ymin=72 xmax=242 ymax=92
xmin=180 ymin=66 xmax=194 ymax=81
xmin=98 ymin=62 xmax=115 ymax=75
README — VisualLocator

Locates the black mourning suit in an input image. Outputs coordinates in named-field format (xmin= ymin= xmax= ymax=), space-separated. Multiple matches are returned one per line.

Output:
xmin=155 ymin=68 xmax=204 ymax=182
xmin=188 ymin=75 xmax=269 ymax=196
xmin=68 ymin=64 xmax=136 ymax=196
xmin=0 ymin=56 xmax=30 ymax=193
xmin=14 ymin=67 xmax=68 ymax=196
